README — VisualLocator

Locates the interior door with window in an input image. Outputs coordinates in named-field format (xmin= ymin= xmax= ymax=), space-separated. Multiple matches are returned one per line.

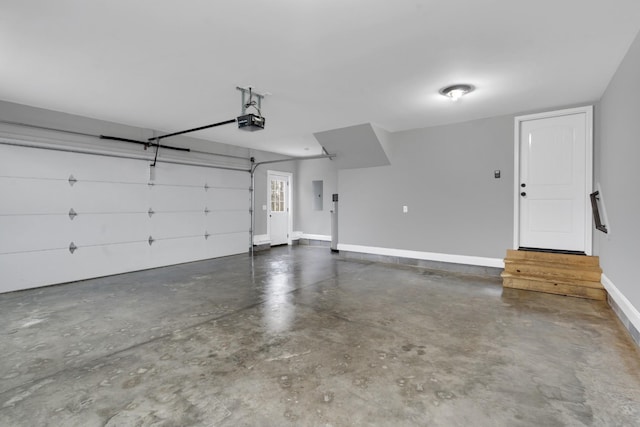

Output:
xmin=268 ymin=172 xmax=290 ymax=246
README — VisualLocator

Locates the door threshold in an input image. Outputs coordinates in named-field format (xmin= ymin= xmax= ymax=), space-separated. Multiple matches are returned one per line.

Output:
xmin=518 ymin=247 xmax=586 ymax=256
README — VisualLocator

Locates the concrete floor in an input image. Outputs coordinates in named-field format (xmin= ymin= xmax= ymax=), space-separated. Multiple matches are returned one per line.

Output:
xmin=1 ymin=246 xmax=639 ymax=426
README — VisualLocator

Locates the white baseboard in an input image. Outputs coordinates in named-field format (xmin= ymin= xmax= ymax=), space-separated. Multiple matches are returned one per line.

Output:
xmin=300 ymin=233 xmax=331 ymax=242
xmin=602 ymin=274 xmax=640 ymax=333
xmin=337 ymin=244 xmax=504 ymax=268
xmin=253 ymin=234 xmax=270 ymax=245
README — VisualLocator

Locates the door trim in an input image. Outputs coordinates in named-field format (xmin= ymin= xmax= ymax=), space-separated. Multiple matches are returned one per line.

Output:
xmin=266 ymin=170 xmax=293 ymax=245
xmin=513 ymin=105 xmax=593 ymax=255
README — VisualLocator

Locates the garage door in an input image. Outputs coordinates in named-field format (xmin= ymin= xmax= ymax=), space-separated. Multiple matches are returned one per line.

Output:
xmin=0 ymin=143 xmax=250 ymax=293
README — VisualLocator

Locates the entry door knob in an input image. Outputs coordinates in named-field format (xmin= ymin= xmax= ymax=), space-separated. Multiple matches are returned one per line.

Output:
xmin=521 ymin=183 xmax=526 ymax=188
xmin=521 ymin=192 xmax=527 ymax=197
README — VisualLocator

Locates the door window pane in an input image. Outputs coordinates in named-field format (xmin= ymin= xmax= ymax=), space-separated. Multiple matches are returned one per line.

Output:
xmin=271 ymin=179 xmax=286 ymax=212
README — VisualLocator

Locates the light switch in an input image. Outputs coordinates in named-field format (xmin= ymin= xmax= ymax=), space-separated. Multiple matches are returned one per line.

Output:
xmin=262 ymin=205 xmax=267 ymax=211
xmin=494 ymin=170 xmax=501 ymax=179
xmin=403 ymin=205 xmax=408 ymax=213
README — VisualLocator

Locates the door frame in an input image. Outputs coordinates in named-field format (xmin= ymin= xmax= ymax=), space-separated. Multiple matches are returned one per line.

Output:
xmin=266 ymin=170 xmax=293 ymax=245
xmin=512 ymin=105 xmax=593 ymax=255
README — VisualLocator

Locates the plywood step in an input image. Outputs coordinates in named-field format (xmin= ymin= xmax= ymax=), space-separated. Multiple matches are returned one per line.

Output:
xmin=501 ymin=249 xmax=606 ymax=300
xmin=502 ymin=274 xmax=607 ymax=301
xmin=501 ymin=271 xmax=603 ymax=290
xmin=503 ymin=260 xmax=602 ymax=282
xmin=505 ymin=249 xmax=600 ymax=267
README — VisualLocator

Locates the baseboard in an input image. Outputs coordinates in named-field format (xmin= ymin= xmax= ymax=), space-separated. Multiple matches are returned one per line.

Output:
xmin=254 ymin=232 xmax=329 ymax=245
xmin=602 ymin=274 xmax=640 ymax=346
xmin=300 ymin=233 xmax=331 ymax=241
xmin=337 ymin=244 xmax=504 ymax=268
xmin=252 ymin=234 xmax=271 ymax=246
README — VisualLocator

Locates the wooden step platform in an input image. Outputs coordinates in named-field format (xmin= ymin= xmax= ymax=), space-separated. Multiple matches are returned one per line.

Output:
xmin=501 ymin=249 xmax=606 ymax=300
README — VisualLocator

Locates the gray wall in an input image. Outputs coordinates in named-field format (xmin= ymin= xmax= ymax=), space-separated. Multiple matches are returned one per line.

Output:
xmin=597 ymin=30 xmax=640 ymax=311
xmin=338 ymin=116 xmax=514 ymax=259
xmin=252 ymin=156 xmax=337 ymax=238
xmin=294 ymin=158 xmax=338 ymax=236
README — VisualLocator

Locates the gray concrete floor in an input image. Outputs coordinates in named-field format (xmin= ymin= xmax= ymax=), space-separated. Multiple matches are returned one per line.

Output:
xmin=1 ymin=246 xmax=639 ymax=426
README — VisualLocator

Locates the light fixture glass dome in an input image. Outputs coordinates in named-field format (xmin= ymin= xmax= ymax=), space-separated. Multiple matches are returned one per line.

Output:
xmin=439 ymin=84 xmax=475 ymax=101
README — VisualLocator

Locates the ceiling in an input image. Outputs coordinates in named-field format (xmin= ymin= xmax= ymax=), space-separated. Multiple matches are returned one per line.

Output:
xmin=2 ymin=1 xmax=640 ymax=157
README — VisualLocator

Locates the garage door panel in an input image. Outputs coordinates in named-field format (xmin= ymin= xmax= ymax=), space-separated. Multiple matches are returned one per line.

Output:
xmin=151 ymin=162 xmax=208 ymax=187
xmin=150 ymin=212 xmax=205 ymax=238
xmin=0 ymin=179 xmax=74 ymax=214
xmin=70 ymin=213 xmax=150 ymax=244
xmin=149 ymin=185 xmax=205 ymax=212
xmin=0 ymin=216 xmax=72 ymax=254
xmin=205 ymin=232 xmax=248 ymax=259
xmin=74 ymin=243 xmax=154 ymax=277
xmin=205 ymin=189 xmax=249 ymax=211
xmin=70 ymin=182 xmax=150 ymax=213
xmin=205 ymin=169 xmax=249 ymax=188
xmin=148 ymin=236 xmax=208 ymax=267
xmin=67 ymin=156 xmax=148 ymax=184
xmin=0 ymin=249 xmax=74 ymax=293
xmin=206 ymin=211 xmax=249 ymax=234
xmin=0 ymin=242 xmax=152 ymax=293
xmin=0 ymin=145 xmax=77 ymax=179
xmin=0 ymin=145 xmax=148 ymax=182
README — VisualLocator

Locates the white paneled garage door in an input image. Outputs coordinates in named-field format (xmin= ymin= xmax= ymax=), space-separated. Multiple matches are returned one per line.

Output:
xmin=0 ymin=143 xmax=250 ymax=293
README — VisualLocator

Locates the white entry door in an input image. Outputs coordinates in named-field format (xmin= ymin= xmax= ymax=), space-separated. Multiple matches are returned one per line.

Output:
xmin=268 ymin=171 xmax=291 ymax=246
xmin=515 ymin=107 xmax=593 ymax=254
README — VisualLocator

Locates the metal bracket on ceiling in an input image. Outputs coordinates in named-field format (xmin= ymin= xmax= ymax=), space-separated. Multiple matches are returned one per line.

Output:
xmin=236 ymin=86 xmax=268 ymax=116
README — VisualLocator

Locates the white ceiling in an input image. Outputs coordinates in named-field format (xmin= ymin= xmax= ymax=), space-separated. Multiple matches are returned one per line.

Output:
xmin=2 ymin=1 xmax=640 ymax=156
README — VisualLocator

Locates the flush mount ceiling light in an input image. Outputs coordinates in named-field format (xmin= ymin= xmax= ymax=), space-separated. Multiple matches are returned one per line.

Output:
xmin=439 ymin=84 xmax=475 ymax=102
